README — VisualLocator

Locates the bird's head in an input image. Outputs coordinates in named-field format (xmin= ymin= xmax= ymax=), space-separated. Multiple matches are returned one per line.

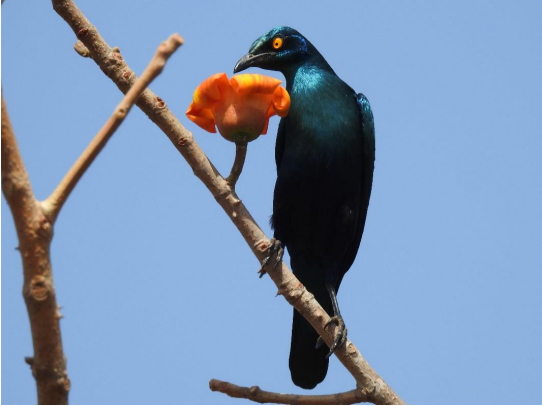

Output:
xmin=234 ymin=26 xmax=327 ymax=76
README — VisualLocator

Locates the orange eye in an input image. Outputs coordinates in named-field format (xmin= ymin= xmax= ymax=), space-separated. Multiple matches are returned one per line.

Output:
xmin=272 ymin=37 xmax=283 ymax=49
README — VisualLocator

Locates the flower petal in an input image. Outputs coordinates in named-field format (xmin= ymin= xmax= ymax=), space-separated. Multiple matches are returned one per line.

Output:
xmin=186 ymin=102 xmax=217 ymax=133
xmin=187 ymin=72 xmax=290 ymax=140
xmin=187 ymin=73 xmax=238 ymax=133
xmin=272 ymin=86 xmax=290 ymax=117
xmin=261 ymin=113 xmax=271 ymax=135
xmin=192 ymin=73 xmax=235 ymax=108
xmin=231 ymin=74 xmax=282 ymax=99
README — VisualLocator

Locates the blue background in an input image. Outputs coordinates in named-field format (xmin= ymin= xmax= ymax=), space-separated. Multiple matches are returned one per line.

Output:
xmin=2 ymin=1 xmax=541 ymax=404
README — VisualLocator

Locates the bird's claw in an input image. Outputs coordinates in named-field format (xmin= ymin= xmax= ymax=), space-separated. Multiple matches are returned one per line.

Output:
xmin=318 ymin=315 xmax=347 ymax=358
xmin=257 ymin=238 xmax=284 ymax=278
xmin=315 ymin=336 xmax=325 ymax=349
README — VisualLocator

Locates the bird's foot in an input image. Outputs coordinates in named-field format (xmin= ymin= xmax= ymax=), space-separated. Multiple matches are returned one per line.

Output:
xmin=257 ymin=238 xmax=283 ymax=278
xmin=315 ymin=315 xmax=348 ymax=358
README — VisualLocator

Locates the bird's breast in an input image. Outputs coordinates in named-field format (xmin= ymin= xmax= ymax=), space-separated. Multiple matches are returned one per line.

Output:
xmin=282 ymin=93 xmax=362 ymax=168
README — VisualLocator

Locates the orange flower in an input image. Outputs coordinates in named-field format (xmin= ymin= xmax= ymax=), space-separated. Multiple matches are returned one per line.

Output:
xmin=186 ymin=73 xmax=290 ymax=143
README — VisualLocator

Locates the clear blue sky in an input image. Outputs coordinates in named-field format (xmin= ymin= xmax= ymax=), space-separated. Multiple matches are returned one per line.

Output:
xmin=2 ymin=1 xmax=541 ymax=404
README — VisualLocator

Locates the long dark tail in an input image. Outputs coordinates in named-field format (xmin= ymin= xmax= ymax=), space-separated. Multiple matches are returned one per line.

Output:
xmin=289 ymin=308 xmax=330 ymax=389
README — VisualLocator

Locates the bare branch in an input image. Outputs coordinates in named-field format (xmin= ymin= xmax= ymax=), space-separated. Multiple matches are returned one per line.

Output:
xmin=1 ymin=94 xmax=36 ymax=216
xmin=2 ymin=94 xmax=70 ymax=405
xmin=51 ymin=1 xmax=404 ymax=403
xmin=2 ymin=30 xmax=182 ymax=403
xmin=210 ymin=379 xmax=368 ymax=405
xmin=42 ymin=33 xmax=183 ymax=222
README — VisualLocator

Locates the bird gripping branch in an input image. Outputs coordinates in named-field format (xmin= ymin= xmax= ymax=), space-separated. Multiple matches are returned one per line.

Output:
xmin=234 ymin=26 xmax=375 ymax=390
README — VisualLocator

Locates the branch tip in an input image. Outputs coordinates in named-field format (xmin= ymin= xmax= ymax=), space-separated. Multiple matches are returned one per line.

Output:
xmin=45 ymin=31 xmax=183 ymax=222
xmin=73 ymin=40 xmax=90 ymax=57
xmin=210 ymin=379 xmax=369 ymax=405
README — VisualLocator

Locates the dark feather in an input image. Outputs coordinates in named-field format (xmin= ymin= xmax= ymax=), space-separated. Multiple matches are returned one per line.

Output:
xmin=235 ymin=26 xmax=375 ymax=389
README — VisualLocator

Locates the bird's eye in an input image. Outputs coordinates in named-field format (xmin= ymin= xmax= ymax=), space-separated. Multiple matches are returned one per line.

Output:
xmin=272 ymin=37 xmax=283 ymax=50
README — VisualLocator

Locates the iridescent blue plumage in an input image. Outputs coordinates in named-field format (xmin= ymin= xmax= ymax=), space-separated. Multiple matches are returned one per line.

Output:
xmin=235 ymin=26 xmax=375 ymax=390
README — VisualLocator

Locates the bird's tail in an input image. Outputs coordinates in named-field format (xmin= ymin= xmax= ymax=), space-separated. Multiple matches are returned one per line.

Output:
xmin=289 ymin=308 xmax=330 ymax=389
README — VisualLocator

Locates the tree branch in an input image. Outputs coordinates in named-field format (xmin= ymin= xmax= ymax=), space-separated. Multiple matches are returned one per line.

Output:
xmin=2 ymin=29 xmax=182 ymax=404
xmin=42 ymin=33 xmax=183 ymax=222
xmin=2 ymin=94 xmax=70 ymax=405
xmin=210 ymin=379 xmax=368 ymax=405
xmin=51 ymin=1 xmax=404 ymax=404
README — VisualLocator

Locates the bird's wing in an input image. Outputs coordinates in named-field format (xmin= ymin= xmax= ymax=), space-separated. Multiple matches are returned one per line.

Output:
xmin=275 ymin=117 xmax=286 ymax=172
xmin=270 ymin=118 xmax=286 ymax=232
xmin=337 ymin=92 xmax=375 ymax=288
xmin=357 ymin=92 xmax=375 ymax=154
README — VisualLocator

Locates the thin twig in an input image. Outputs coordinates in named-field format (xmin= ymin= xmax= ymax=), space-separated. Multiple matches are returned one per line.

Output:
xmin=225 ymin=142 xmax=248 ymax=190
xmin=42 ymin=33 xmax=183 ymax=222
xmin=2 ymin=94 xmax=70 ymax=405
xmin=51 ymin=1 xmax=404 ymax=404
xmin=210 ymin=379 xmax=368 ymax=405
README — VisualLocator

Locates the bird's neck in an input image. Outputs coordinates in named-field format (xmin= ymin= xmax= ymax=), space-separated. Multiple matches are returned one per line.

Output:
xmin=282 ymin=60 xmax=336 ymax=95
xmin=280 ymin=45 xmax=335 ymax=86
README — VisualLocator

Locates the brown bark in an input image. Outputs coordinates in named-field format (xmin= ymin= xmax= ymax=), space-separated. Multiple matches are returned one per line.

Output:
xmin=210 ymin=379 xmax=369 ymax=405
xmin=2 ymin=95 xmax=70 ymax=405
xmin=2 ymin=30 xmax=182 ymax=404
xmin=42 ymin=33 xmax=184 ymax=222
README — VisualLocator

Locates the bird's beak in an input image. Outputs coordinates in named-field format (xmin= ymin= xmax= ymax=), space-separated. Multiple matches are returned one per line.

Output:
xmin=233 ymin=52 xmax=270 ymax=73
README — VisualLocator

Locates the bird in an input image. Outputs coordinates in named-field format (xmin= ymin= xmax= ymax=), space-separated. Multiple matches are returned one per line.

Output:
xmin=234 ymin=26 xmax=375 ymax=390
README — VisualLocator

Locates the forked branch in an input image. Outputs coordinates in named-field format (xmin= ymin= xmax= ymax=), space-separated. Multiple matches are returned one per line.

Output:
xmin=2 ymin=94 xmax=69 ymax=405
xmin=43 ymin=33 xmax=183 ymax=222
xmin=2 ymin=29 xmax=183 ymax=404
